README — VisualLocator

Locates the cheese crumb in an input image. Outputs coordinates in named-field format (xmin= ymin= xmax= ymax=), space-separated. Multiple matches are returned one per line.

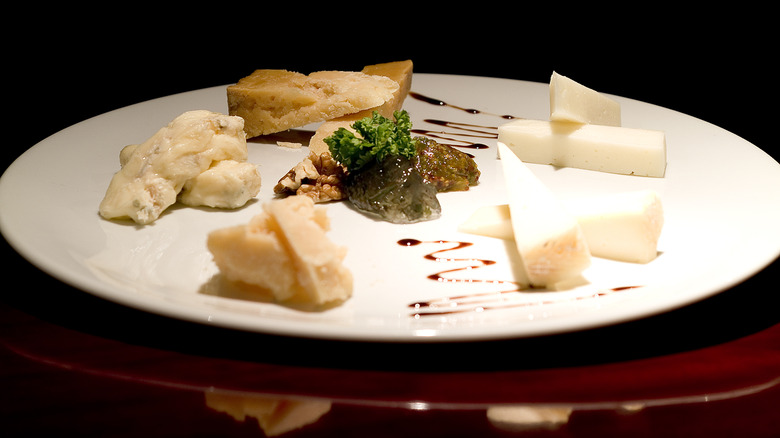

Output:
xmin=276 ymin=141 xmax=302 ymax=149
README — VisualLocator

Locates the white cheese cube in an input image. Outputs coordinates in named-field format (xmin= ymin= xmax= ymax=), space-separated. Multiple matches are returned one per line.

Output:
xmin=498 ymin=119 xmax=667 ymax=177
xmin=549 ymin=71 xmax=621 ymax=126
xmin=459 ymin=190 xmax=664 ymax=264
xmin=497 ymin=142 xmax=591 ymax=288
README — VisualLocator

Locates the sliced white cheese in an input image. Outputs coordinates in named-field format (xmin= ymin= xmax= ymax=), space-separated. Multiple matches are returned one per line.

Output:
xmin=565 ymin=190 xmax=664 ymax=263
xmin=497 ymin=142 xmax=591 ymax=288
xmin=549 ymin=71 xmax=621 ymax=126
xmin=459 ymin=190 xmax=664 ymax=264
xmin=498 ymin=119 xmax=667 ymax=177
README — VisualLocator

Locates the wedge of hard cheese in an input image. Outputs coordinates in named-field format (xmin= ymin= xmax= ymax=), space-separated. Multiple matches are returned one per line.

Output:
xmin=497 ymin=142 xmax=591 ymax=288
xmin=227 ymin=69 xmax=399 ymax=138
xmin=459 ymin=190 xmax=664 ymax=264
xmin=359 ymin=60 xmax=414 ymax=119
xmin=498 ymin=119 xmax=667 ymax=177
xmin=308 ymin=60 xmax=414 ymax=156
xmin=549 ymin=71 xmax=621 ymax=126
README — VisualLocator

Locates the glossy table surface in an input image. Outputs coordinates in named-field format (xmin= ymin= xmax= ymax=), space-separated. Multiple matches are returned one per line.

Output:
xmin=3 ymin=12 xmax=779 ymax=437
xmin=2 ymin=239 xmax=778 ymax=436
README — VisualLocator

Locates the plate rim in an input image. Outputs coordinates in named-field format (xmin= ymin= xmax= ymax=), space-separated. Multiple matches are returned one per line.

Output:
xmin=2 ymin=73 xmax=779 ymax=342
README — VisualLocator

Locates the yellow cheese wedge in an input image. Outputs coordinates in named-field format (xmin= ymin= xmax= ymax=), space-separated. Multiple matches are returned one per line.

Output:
xmin=497 ymin=142 xmax=591 ymax=287
xmin=308 ymin=60 xmax=414 ymax=156
xmin=359 ymin=60 xmax=414 ymax=119
xmin=498 ymin=119 xmax=667 ymax=177
xmin=549 ymin=71 xmax=621 ymax=126
xmin=227 ymin=69 xmax=399 ymax=138
xmin=459 ymin=190 xmax=664 ymax=263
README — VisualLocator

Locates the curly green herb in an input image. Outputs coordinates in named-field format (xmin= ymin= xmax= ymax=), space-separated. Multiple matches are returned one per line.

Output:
xmin=324 ymin=110 xmax=416 ymax=172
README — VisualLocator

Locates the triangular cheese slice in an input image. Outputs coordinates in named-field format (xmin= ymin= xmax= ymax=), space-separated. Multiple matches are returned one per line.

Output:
xmin=497 ymin=142 xmax=591 ymax=287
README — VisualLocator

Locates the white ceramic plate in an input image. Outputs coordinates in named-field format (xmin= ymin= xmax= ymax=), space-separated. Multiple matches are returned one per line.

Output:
xmin=2 ymin=74 xmax=779 ymax=341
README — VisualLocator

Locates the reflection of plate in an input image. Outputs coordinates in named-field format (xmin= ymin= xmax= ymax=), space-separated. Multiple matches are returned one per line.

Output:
xmin=1 ymin=74 xmax=778 ymax=341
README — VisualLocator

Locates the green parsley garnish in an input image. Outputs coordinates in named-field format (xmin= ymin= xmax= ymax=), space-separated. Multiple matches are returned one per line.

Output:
xmin=324 ymin=110 xmax=416 ymax=173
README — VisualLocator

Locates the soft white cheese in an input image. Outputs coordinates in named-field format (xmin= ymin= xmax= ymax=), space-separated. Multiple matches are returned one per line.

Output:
xmin=179 ymin=160 xmax=261 ymax=209
xmin=497 ymin=142 xmax=591 ymax=288
xmin=459 ymin=190 xmax=664 ymax=264
xmin=549 ymin=71 xmax=621 ymax=126
xmin=99 ymin=110 xmax=260 ymax=224
xmin=497 ymin=119 xmax=667 ymax=177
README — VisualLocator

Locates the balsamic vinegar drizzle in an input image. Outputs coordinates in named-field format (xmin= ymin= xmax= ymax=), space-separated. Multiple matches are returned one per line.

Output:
xmin=409 ymin=92 xmax=518 ymax=120
xmin=398 ymin=238 xmax=507 ymax=284
xmin=398 ymin=239 xmax=641 ymax=318
xmin=398 ymin=93 xmax=641 ymax=318
xmin=408 ymin=92 xmax=521 ymax=151
xmin=412 ymin=120 xmax=493 ymax=151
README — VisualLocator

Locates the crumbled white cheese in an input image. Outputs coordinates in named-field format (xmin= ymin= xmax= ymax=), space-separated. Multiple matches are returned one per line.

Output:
xmin=99 ymin=110 xmax=261 ymax=224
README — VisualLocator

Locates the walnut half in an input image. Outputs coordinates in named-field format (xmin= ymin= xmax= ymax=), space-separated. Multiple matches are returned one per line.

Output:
xmin=274 ymin=152 xmax=347 ymax=203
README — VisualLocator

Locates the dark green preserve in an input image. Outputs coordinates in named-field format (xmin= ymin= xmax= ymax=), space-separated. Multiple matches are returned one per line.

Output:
xmin=413 ymin=136 xmax=481 ymax=192
xmin=345 ymin=137 xmax=480 ymax=224
xmin=345 ymin=154 xmax=441 ymax=224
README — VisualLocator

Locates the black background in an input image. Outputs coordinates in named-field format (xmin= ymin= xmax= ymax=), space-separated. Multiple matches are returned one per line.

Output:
xmin=4 ymin=8 xmax=776 ymax=170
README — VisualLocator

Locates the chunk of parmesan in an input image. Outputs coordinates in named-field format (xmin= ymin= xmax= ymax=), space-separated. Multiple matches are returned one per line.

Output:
xmin=207 ymin=196 xmax=352 ymax=307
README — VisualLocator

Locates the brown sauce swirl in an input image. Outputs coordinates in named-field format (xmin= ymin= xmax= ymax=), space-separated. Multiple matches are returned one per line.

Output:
xmin=409 ymin=92 xmax=518 ymax=120
xmin=408 ymin=92 xmax=523 ymax=152
xmin=412 ymin=120 xmax=493 ymax=151
xmin=401 ymin=93 xmax=641 ymax=318
xmin=399 ymin=239 xmax=641 ymax=318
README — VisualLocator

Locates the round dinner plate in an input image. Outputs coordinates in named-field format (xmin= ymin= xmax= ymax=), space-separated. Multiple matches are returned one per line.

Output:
xmin=1 ymin=74 xmax=778 ymax=341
